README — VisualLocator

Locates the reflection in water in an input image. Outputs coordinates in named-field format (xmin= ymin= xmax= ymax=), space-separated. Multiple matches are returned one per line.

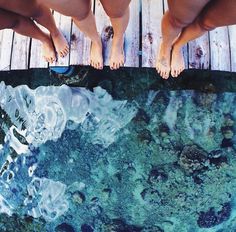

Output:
xmin=0 ymin=82 xmax=236 ymax=231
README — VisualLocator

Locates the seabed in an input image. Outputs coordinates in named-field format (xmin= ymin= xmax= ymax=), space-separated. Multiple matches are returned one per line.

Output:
xmin=0 ymin=67 xmax=236 ymax=232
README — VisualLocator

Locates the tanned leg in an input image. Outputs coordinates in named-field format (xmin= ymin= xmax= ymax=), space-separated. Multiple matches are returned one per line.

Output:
xmin=0 ymin=0 xmax=69 ymax=58
xmin=100 ymin=0 xmax=131 ymax=70
xmin=38 ymin=0 xmax=103 ymax=69
xmin=156 ymin=0 xmax=210 ymax=79
xmin=172 ymin=0 xmax=236 ymax=77
xmin=0 ymin=8 xmax=56 ymax=63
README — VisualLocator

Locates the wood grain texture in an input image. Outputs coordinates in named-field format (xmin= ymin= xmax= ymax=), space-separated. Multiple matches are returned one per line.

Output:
xmin=0 ymin=29 xmax=13 ymax=71
xmin=30 ymin=23 xmax=48 ymax=69
xmin=188 ymin=33 xmax=210 ymax=70
xmin=228 ymin=25 xmax=236 ymax=72
xmin=11 ymin=33 xmax=30 ymax=70
xmin=124 ymin=0 xmax=140 ymax=67
xmin=0 ymin=1 xmax=235 ymax=72
xmin=142 ymin=0 xmax=163 ymax=67
xmin=209 ymin=27 xmax=231 ymax=71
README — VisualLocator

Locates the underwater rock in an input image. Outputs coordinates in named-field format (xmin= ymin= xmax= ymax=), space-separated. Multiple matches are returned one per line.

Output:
xmin=55 ymin=222 xmax=76 ymax=232
xmin=133 ymin=109 xmax=150 ymax=125
xmin=221 ymin=138 xmax=233 ymax=148
xmin=193 ymin=92 xmax=217 ymax=108
xmin=72 ymin=191 xmax=86 ymax=204
xmin=141 ymin=225 xmax=164 ymax=232
xmin=178 ymin=145 xmax=209 ymax=174
xmin=101 ymin=218 xmax=142 ymax=232
xmin=221 ymin=126 xmax=234 ymax=139
xmin=140 ymin=188 xmax=161 ymax=205
xmin=209 ymin=156 xmax=227 ymax=168
xmin=0 ymin=213 xmax=45 ymax=232
xmin=147 ymin=168 xmax=168 ymax=185
xmin=224 ymin=114 xmax=234 ymax=126
xmin=192 ymin=175 xmax=204 ymax=185
xmin=197 ymin=208 xmax=218 ymax=228
xmin=81 ymin=224 xmax=94 ymax=232
xmin=88 ymin=197 xmax=103 ymax=216
xmin=197 ymin=202 xmax=231 ymax=228
xmin=137 ymin=129 xmax=153 ymax=144
xmin=158 ymin=123 xmax=170 ymax=138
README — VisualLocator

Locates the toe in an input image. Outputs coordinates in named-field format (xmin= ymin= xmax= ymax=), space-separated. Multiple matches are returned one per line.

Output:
xmin=98 ymin=62 xmax=103 ymax=70
xmin=115 ymin=63 xmax=119 ymax=70
xmin=110 ymin=62 xmax=114 ymax=70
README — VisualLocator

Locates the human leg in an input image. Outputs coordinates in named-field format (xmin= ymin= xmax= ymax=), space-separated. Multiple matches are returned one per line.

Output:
xmin=0 ymin=0 xmax=69 ymax=58
xmin=0 ymin=8 xmax=56 ymax=63
xmin=171 ymin=0 xmax=236 ymax=77
xmin=38 ymin=0 xmax=103 ymax=69
xmin=100 ymin=0 xmax=131 ymax=70
xmin=156 ymin=0 xmax=210 ymax=79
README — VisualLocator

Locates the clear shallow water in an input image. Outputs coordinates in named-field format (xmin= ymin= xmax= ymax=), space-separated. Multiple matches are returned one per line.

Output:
xmin=0 ymin=80 xmax=236 ymax=232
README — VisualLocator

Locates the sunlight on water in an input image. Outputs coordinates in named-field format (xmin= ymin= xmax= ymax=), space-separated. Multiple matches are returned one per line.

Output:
xmin=0 ymin=81 xmax=236 ymax=232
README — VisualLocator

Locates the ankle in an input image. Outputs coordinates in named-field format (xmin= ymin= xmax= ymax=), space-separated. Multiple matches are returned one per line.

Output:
xmin=172 ymin=44 xmax=182 ymax=53
xmin=160 ymin=40 xmax=172 ymax=52
xmin=92 ymin=38 xmax=102 ymax=47
xmin=50 ymin=29 xmax=61 ymax=38
xmin=112 ymin=35 xmax=124 ymax=46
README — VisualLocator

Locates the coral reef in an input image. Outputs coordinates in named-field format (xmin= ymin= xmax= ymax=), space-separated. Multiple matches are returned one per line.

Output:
xmin=0 ymin=81 xmax=236 ymax=231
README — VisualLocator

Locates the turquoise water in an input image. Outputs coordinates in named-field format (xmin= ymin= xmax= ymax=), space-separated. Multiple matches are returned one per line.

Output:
xmin=0 ymin=73 xmax=236 ymax=232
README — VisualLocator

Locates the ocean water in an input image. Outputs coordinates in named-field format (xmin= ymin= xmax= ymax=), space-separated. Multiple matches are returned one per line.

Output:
xmin=0 ymin=70 xmax=236 ymax=232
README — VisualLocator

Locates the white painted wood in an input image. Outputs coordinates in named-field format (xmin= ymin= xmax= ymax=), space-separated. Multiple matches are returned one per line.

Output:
xmin=163 ymin=0 xmax=168 ymax=13
xmin=30 ymin=23 xmax=48 ymax=68
xmin=11 ymin=33 xmax=30 ymax=70
xmin=50 ymin=11 xmax=72 ymax=67
xmin=0 ymin=6 xmax=235 ymax=72
xmin=95 ymin=0 xmax=111 ymax=66
xmin=70 ymin=0 xmax=94 ymax=66
xmin=188 ymin=33 xmax=210 ymax=69
xmin=124 ymin=0 xmax=140 ymax=67
xmin=142 ymin=0 xmax=163 ymax=67
xmin=228 ymin=25 xmax=236 ymax=72
xmin=209 ymin=27 xmax=231 ymax=71
xmin=0 ymin=29 xmax=13 ymax=71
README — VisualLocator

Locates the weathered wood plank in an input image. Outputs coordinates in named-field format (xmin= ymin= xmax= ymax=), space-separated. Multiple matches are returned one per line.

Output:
xmin=30 ymin=23 xmax=48 ymax=69
xmin=95 ymin=0 xmax=111 ymax=66
xmin=163 ymin=0 xmax=168 ymax=13
xmin=50 ymin=11 xmax=72 ymax=67
xmin=0 ymin=29 xmax=13 ymax=71
xmin=228 ymin=25 xmax=236 ymax=72
xmin=142 ymin=0 xmax=163 ymax=67
xmin=188 ymin=33 xmax=210 ymax=70
xmin=124 ymin=0 xmax=140 ymax=67
xmin=11 ymin=33 xmax=30 ymax=70
xmin=70 ymin=0 xmax=94 ymax=66
xmin=209 ymin=27 xmax=231 ymax=71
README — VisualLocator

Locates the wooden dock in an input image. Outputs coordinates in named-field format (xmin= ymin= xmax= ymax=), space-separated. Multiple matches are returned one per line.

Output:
xmin=0 ymin=0 xmax=235 ymax=72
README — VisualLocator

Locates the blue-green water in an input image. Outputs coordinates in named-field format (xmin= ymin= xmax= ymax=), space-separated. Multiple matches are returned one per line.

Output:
xmin=0 ymin=79 xmax=236 ymax=232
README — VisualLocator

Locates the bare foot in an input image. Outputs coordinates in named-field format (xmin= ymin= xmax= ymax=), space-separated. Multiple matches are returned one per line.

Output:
xmin=109 ymin=37 xmax=125 ymax=70
xmin=171 ymin=45 xmax=185 ymax=78
xmin=90 ymin=40 xmax=103 ymax=70
xmin=51 ymin=30 xmax=69 ymax=58
xmin=156 ymin=41 xmax=171 ymax=79
xmin=42 ymin=36 xmax=56 ymax=64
